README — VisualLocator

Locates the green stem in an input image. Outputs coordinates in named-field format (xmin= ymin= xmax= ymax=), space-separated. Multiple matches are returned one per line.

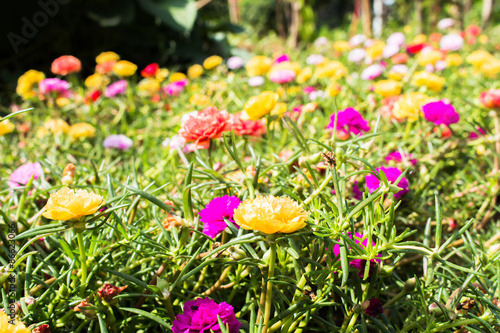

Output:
xmin=77 ymin=232 xmax=87 ymax=297
xmin=430 ymin=313 xmax=490 ymax=332
xmin=302 ymin=172 xmax=333 ymax=206
xmin=263 ymin=239 xmax=277 ymax=333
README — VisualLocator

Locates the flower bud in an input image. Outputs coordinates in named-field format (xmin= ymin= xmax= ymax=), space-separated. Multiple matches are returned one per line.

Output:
xmin=32 ymin=324 xmax=51 ymax=333
xmin=73 ymin=299 xmax=97 ymax=319
xmin=61 ymin=163 xmax=76 ymax=185
xmin=0 ymin=266 xmax=7 ymax=285
xmin=97 ymin=283 xmax=127 ymax=303
xmin=403 ymin=277 xmax=416 ymax=292
xmin=228 ymin=246 xmax=247 ymax=260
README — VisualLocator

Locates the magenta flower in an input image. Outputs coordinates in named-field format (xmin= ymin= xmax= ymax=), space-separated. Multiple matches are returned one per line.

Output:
xmin=103 ymin=134 xmax=133 ymax=150
xmin=333 ymin=232 xmax=381 ymax=279
xmin=365 ymin=167 xmax=409 ymax=199
xmin=385 ymin=151 xmax=417 ymax=166
xmin=199 ymin=195 xmax=241 ymax=238
xmin=274 ymin=54 xmax=289 ymax=63
xmin=361 ymin=64 xmax=383 ymax=80
xmin=422 ymin=100 xmax=460 ymax=126
xmin=163 ymin=79 xmax=188 ymax=97
xmin=104 ymin=80 xmax=127 ymax=97
xmin=269 ymin=69 xmax=296 ymax=84
xmin=172 ymin=298 xmax=241 ymax=333
xmin=227 ymin=56 xmax=244 ymax=70
xmin=8 ymin=162 xmax=43 ymax=188
xmin=352 ymin=181 xmax=363 ymax=200
xmin=469 ymin=127 xmax=486 ymax=139
xmin=327 ymin=107 xmax=370 ymax=137
xmin=363 ymin=298 xmax=384 ymax=317
xmin=39 ymin=78 xmax=71 ymax=97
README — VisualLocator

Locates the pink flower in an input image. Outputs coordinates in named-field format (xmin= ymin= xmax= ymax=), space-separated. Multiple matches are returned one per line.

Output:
xmin=179 ymin=106 xmax=231 ymax=149
xmin=8 ymin=162 xmax=43 ymax=188
xmin=227 ymin=56 xmax=243 ymax=69
xmin=269 ymin=69 xmax=296 ymax=83
xmin=422 ymin=100 xmax=460 ymax=126
xmin=469 ymin=127 xmax=486 ymax=139
xmin=51 ymin=55 xmax=82 ymax=75
xmin=387 ymin=32 xmax=405 ymax=46
xmin=333 ymin=232 xmax=381 ymax=279
xmin=327 ymin=107 xmax=370 ymax=137
xmin=104 ymin=80 xmax=127 ymax=97
xmin=383 ymin=44 xmax=399 ymax=59
xmin=438 ymin=18 xmax=454 ymax=30
xmin=39 ymin=78 xmax=71 ymax=97
xmin=479 ymin=89 xmax=500 ymax=108
xmin=306 ymin=54 xmax=324 ymax=65
xmin=440 ymin=34 xmax=464 ymax=51
xmin=163 ymin=79 xmax=188 ymax=96
xmin=274 ymin=54 xmax=290 ymax=63
xmin=348 ymin=49 xmax=366 ymax=63
xmin=199 ymin=195 xmax=241 ymax=238
xmin=103 ymin=134 xmax=133 ymax=150
xmin=350 ymin=34 xmax=366 ymax=46
xmin=229 ymin=113 xmax=267 ymax=137
xmin=365 ymin=167 xmax=409 ymax=199
xmin=248 ymin=76 xmax=264 ymax=87
xmin=361 ymin=64 xmax=383 ymax=80
xmin=385 ymin=151 xmax=417 ymax=166
xmin=172 ymin=298 xmax=241 ymax=333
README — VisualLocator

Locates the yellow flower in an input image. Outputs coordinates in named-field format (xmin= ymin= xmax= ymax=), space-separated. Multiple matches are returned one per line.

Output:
xmin=326 ymin=83 xmax=342 ymax=97
xmin=366 ymin=41 xmax=385 ymax=60
xmin=445 ymin=53 xmax=463 ymax=67
xmin=156 ymin=68 xmax=170 ymax=82
xmin=418 ymin=50 xmax=443 ymax=66
xmin=42 ymin=187 xmax=105 ymax=221
xmin=480 ymin=59 xmax=500 ymax=78
xmin=333 ymin=40 xmax=351 ymax=52
xmin=373 ymin=80 xmax=401 ymax=97
xmin=0 ymin=119 xmax=15 ymax=136
xmin=413 ymin=34 xmax=427 ymax=44
xmin=16 ymin=69 xmax=45 ymax=99
xmin=44 ymin=119 xmax=69 ymax=135
xmin=69 ymin=123 xmax=95 ymax=140
xmin=466 ymin=50 xmax=494 ymax=68
xmin=245 ymin=56 xmax=273 ymax=77
xmin=188 ymin=64 xmax=204 ymax=79
xmin=169 ymin=72 xmax=187 ymax=82
xmin=137 ymin=78 xmax=160 ymax=96
xmin=302 ymin=102 xmax=318 ymax=113
xmin=479 ymin=34 xmax=488 ymax=44
xmin=56 ymin=97 xmax=70 ymax=107
xmin=0 ymin=311 xmax=30 ymax=333
xmin=392 ymin=92 xmax=431 ymax=122
xmin=243 ymin=91 xmax=279 ymax=120
xmin=388 ymin=71 xmax=404 ymax=81
xmin=203 ymin=56 xmax=223 ymax=70
xmin=233 ymin=196 xmax=307 ymax=234
xmin=413 ymin=71 xmax=445 ymax=92
xmin=296 ymin=67 xmax=312 ymax=83
xmin=189 ymin=94 xmax=210 ymax=106
xmin=113 ymin=60 xmax=137 ymax=77
xmin=270 ymin=102 xmax=287 ymax=117
xmin=314 ymin=61 xmax=347 ymax=79
xmin=85 ymin=73 xmax=105 ymax=89
xmin=96 ymin=51 xmax=120 ymax=64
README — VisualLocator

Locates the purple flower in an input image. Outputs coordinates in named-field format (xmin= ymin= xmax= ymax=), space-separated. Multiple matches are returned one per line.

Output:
xmin=365 ymin=167 xmax=409 ymax=199
xmin=105 ymin=80 xmax=127 ymax=97
xmin=350 ymin=259 xmax=378 ymax=279
xmin=385 ymin=151 xmax=417 ymax=166
xmin=352 ymin=181 xmax=363 ymax=200
xmin=227 ymin=56 xmax=244 ymax=70
xmin=387 ymin=32 xmax=405 ymax=47
xmin=248 ymin=76 xmax=264 ymax=87
xmin=199 ymin=195 xmax=241 ymax=238
xmin=39 ymin=78 xmax=70 ymax=96
xmin=8 ymin=162 xmax=43 ymax=188
xmin=172 ymin=298 xmax=241 ymax=333
xmin=327 ymin=107 xmax=370 ymax=137
xmin=103 ymin=134 xmax=133 ymax=150
xmin=440 ymin=33 xmax=464 ymax=51
xmin=361 ymin=64 xmax=383 ymax=80
xmin=163 ymin=79 xmax=188 ymax=97
xmin=422 ymin=100 xmax=460 ymax=126
xmin=363 ymin=298 xmax=384 ymax=317
xmin=348 ymin=49 xmax=366 ymax=63
xmin=438 ymin=18 xmax=454 ymax=30
xmin=306 ymin=54 xmax=324 ymax=65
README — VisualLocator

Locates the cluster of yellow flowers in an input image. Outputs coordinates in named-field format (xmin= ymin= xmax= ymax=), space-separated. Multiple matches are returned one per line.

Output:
xmin=37 ymin=119 xmax=95 ymax=140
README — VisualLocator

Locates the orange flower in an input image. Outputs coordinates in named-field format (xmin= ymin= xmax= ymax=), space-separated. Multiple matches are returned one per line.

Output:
xmin=96 ymin=61 xmax=116 ymax=74
xmin=391 ymin=53 xmax=408 ymax=64
xmin=230 ymin=112 xmax=267 ymax=137
xmin=51 ymin=55 xmax=82 ymax=75
xmin=179 ymin=106 xmax=231 ymax=149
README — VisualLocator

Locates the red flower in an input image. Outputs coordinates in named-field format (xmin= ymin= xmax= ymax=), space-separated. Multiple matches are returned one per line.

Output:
xmin=406 ymin=43 xmax=427 ymax=55
xmin=33 ymin=324 xmax=51 ymax=333
xmin=229 ymin=113 xmax=267 ymax=137
xmin=141 ymin=63 xmax=160 ymax=78
xmin=179 ymin=106 xmax=231 ymax=149
xmin=51 ymin=55 xmax=82 ymax=75
xmin=480 ymin=89 xmax=500 ymax=108
xmin=98 ymin=283 xmax=128 ymax=302
xmin=465 ymin=24 xmax=481 ymax=37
